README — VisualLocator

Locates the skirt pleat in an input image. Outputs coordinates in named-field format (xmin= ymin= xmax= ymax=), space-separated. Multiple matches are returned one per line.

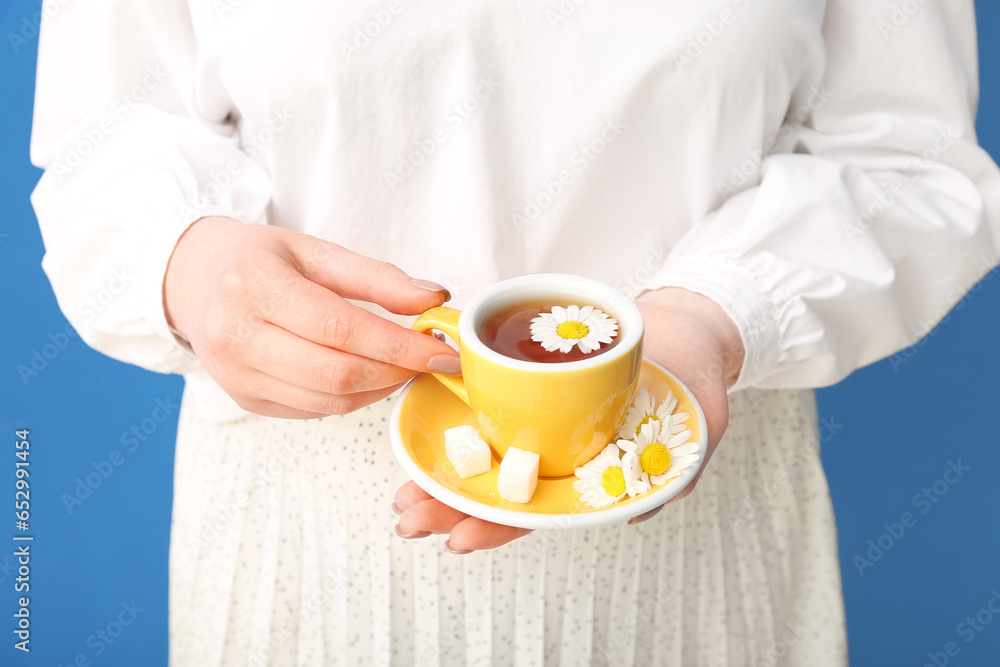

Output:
xmin=168 ymin=386 xmax=848 ymax=667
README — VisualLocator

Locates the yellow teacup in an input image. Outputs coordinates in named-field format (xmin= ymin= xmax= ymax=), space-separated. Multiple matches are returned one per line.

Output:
xmin=412 ymin=274 xmax=644 ymax=478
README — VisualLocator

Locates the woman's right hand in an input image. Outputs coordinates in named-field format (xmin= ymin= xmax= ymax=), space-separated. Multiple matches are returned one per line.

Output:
xmin=163 ymin=216 xmax=460 ymax=419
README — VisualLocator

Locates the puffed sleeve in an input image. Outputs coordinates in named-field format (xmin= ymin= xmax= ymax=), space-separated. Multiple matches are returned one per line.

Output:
xmin=30 ymin=0 xmax=271 ymax=374
xmin=647 ymin=0 xmax=1000 ymax=393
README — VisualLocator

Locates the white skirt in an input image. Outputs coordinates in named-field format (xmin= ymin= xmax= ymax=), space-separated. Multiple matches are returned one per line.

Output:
xmin=168 ymin=384 xmax=847 ymax=667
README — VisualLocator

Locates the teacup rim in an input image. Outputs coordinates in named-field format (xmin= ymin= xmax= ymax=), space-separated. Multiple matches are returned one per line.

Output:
xmin=458 ymin=273 xmax=644 ymax=371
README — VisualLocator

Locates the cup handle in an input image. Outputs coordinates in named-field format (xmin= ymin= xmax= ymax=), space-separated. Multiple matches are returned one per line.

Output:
xmin=412 ymin=307 xmax=470 ymax=407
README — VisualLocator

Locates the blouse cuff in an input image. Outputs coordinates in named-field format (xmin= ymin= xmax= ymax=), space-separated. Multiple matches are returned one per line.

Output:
xmin=644 ymin=258 xmax=781 ymax=394
xmin=140 ymin=205 xmax=251 ymax=373
xmin=138 ymin=214 xmax=201 ymax=373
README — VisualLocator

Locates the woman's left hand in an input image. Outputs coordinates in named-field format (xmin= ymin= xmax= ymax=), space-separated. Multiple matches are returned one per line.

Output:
xmin=392 ymin=286 xmax=744 ymax=553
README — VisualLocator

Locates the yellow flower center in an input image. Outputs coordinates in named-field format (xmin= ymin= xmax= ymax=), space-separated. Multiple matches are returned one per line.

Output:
xmin=556 ymin=321 xmax=589 ymax=340
xmin=636 ymin=414 xmax=660 ymax=436
xmin=639 ymin=443 xmax=671 ymax=476
xmin=600 ymin=466 xmax=626 ymax=497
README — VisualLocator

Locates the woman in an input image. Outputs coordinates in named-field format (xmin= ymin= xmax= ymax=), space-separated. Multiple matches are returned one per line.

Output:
xmin=31 ymin=0 xmax=999 ymax=664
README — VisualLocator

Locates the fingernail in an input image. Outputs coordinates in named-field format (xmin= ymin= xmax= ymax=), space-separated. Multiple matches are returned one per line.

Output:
xmin=390 ymin=502 xmax=402 ymax=516
xmin=394 ymin=524 xmax=430 ymax=540
xmin=444 ymin=539 xmax=472 ymax=555
xmin=411 ymin=278 xmax=451 ymax=301
xmin=426 ymin=354 xmax=461 ymax=376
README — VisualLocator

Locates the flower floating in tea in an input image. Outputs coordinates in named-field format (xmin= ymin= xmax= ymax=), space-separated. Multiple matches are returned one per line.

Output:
xmin=529 ymin=305 xmax=618 ymax=354
xmin=572 ymin=443 xmax=647 ymax=509
xmin=617 ymin=419 xmax=698 ymax=487
xmin=617 ymin=388 xmax=690 ymax=440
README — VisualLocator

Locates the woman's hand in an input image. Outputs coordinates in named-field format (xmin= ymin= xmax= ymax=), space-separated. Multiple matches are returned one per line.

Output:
xmin=163 ymin=216 xmax=460 ymax=419
xmin=392 ymin=286 xmax=743 ymax=552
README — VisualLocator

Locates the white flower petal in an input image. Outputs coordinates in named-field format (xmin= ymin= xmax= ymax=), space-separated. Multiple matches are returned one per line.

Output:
xmin=585 ymin=314 xmax=610 ymax=327
xmin=628 ymin=475 xmax=650 ymax=496
xmin=600 ymin=443 xmax=622 ymax=463
xmin=671 ymin=442 xmax=700 ymax=457
xmin=577 ymin=457 xmax=604 ymax=475
xmin=617 ymin=420 xmax=641 ymax=440
xmin=656 ymin=414 xmax=672 ymax=432
xmin=659 ymin=392 xmax=677 ymax=416
xmin=638 ymin=419 xmax=662 ymax=444
xmin=666 ymin=430 xmax=692 ymax=448
xmin=540 ymin=336 xmax=563 ymax=352
xmin=616 ymin=439 xmax=638 ymax=454
xmin=583 ymin=491 xmax=617 ymax=509
xmin=592 ymin=322 xmax=618 ymax=337
xmin=642 ymin=389 xmax=657 ymax=413
xmin=673 ymin=454 xmax=700 ymax=469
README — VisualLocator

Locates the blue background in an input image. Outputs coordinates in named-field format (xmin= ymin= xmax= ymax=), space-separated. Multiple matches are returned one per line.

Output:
xmin=0 ymin=3 xmax=998 ymax=666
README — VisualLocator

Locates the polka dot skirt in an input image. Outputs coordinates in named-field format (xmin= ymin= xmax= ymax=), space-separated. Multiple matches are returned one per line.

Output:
xmin=167 ymin=386 xmax=847 ymax=666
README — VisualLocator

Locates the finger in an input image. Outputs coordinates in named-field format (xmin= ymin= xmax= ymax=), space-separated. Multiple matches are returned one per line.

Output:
xmin=394 ymin=481 xmax=434 ymax=513
xmin=243 ymin=322 xmax=416 ymax=394
xmin=288 ymin=237 xmax=451 ymax=315
xmin=445 ymin=517 xmax=532 ymax=552
xmin=231 ymin=398 xmax=328 ymax=420
xmin=265 ymin=274 xmax=460 ymax=373
xmin=397 ymin=498 xmax=470 ymax=535
xmin=225 ymin=366 xmax=407 ymax=417
xmin=628 ymin=504 xmax=664 ymax=525
xmin=393 ymin=525 xmax=432 ymax=540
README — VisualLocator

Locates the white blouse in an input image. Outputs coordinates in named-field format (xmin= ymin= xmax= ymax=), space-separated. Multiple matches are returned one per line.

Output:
xmin=30 ymin=0 xmax=1000 ymax=422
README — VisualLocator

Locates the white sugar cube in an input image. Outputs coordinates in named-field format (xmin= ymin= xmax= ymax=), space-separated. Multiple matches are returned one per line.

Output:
xmin=497 ymin=447 xmax=540 ymax=504
xmin=444 ymin=425 xmax=493 ymax=479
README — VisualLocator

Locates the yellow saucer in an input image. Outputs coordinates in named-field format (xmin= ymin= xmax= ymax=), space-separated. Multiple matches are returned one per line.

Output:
xmin=389 ymin=358 xmax=706 ymax=530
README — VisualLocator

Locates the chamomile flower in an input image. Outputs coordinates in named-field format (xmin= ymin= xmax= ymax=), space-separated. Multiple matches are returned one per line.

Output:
xmin=530 ymin=305 xmax=618 ymax=354
xmin=617 ymin=419 xmax=699 ymax=487
xmin=573 ymin=443 xmax=648 ymax=509
xmin=616 ymin=388 xmax=690 ymax=440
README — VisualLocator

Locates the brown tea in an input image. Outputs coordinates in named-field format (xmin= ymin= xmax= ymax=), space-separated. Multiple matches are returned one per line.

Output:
xmin=478 ymin=300 xmax=621 ymax=363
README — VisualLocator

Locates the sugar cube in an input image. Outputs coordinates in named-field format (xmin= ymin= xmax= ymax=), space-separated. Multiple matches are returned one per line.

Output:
xmin=497 ymin=446 xmax=540 ymax=504
xmin=444 ymin=425 xmax=493 ymax=479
